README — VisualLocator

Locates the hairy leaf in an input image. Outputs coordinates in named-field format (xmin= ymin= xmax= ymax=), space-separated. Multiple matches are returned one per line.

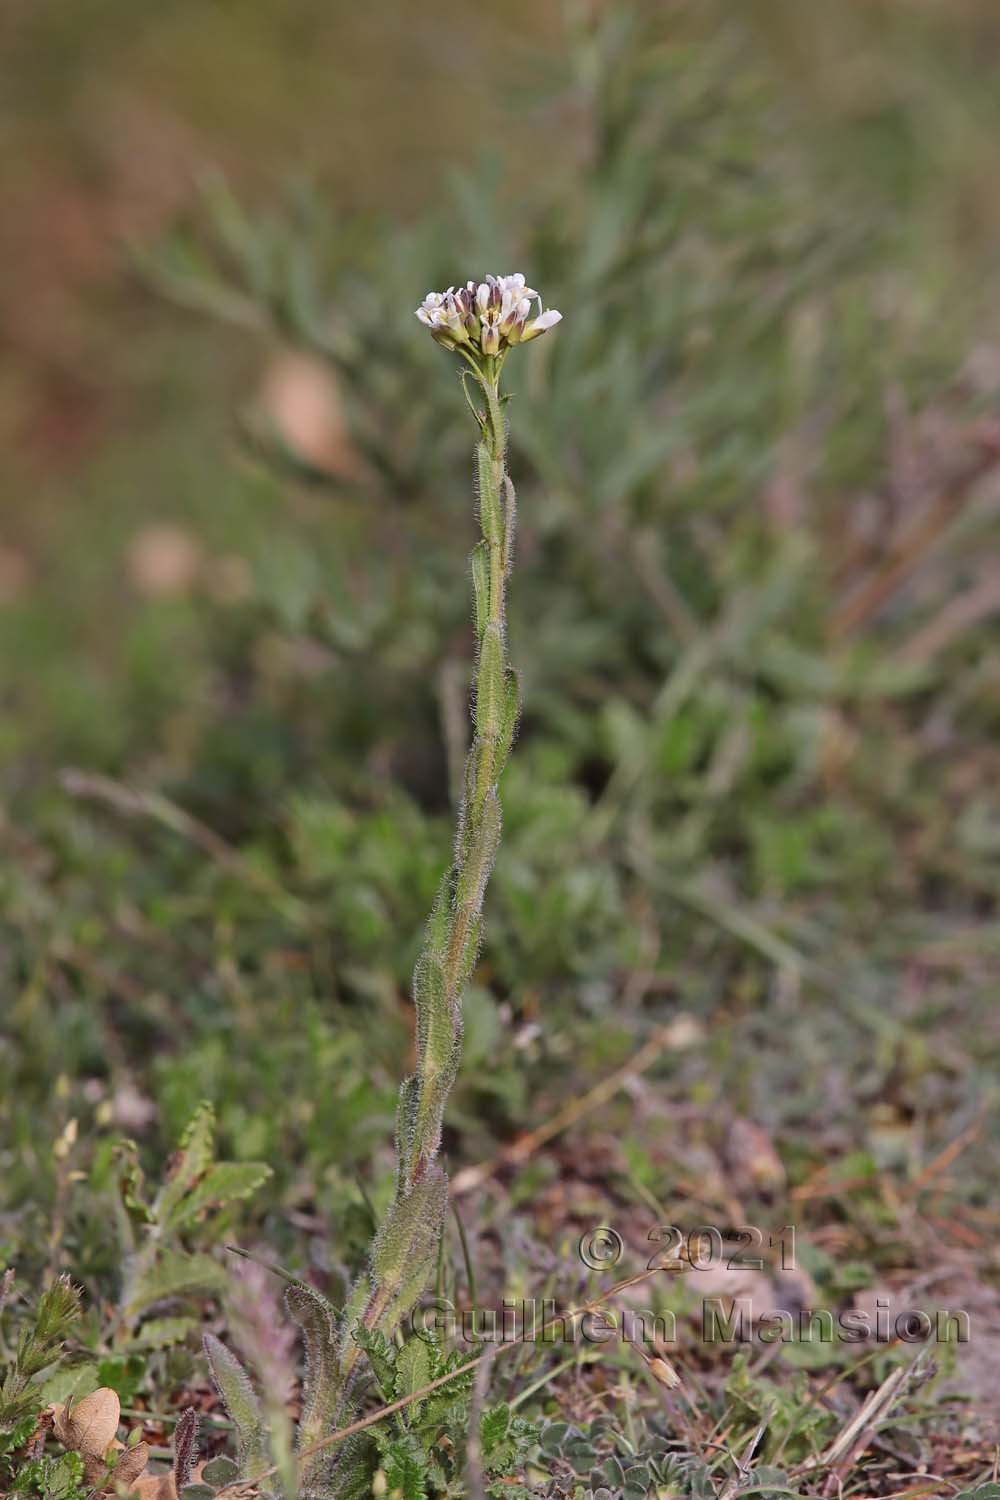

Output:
xmin=173 ymin=1406 xmax=199 ymax=1488
xmin=474 ymin=625 xmax=505 ymax=744
xmin=351 ymin=1326 xmax=397 ymax=1401
xmin=455 ymin=789 xmax=501 ymax=912
xmin=368 ymin=1167 xmax=448 ymax=1332
xmin=475 ymin=444 xmax=503 ymax=548
xmin=285 ymin=1282 xmax=342 ymax=1477
xmin=394 ymin=1339 xmax=431 ymax=1419
xmin=202 ymin=1334 xmax=268 ymax=1481
xmin=470 ymin=540 xmax=489 ymax=637
xmin=129 ymin=1316 xmax=198 ymax=1351
xmin=479 ymin=1403 xmax=510 ymax=1456
xmin=124 ymin=1251 xmax=226 ymax=1319
xmin=164 ymin=1161 xmax=273 ymax=1230
xmin=380 ymin=1433 xmax=427 ymax=1500
xmin=153 ymin=1102 xmax=216 ymax=1229
xmin=201 ymin=1456 xmax=239 ymax=1484
xmin=495 ymin=672 xmax=520 ymax=772
xmin=412 ymin=954 xmax=451 ymax=1079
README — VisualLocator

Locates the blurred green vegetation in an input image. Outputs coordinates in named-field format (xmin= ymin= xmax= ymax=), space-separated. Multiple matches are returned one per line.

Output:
xmin=1 ymin=1 xmax=999 ymax=1490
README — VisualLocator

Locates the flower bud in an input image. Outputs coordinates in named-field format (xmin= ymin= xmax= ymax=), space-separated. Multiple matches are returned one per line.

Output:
xmin=481 ymin=314 xmax=501 ymax=355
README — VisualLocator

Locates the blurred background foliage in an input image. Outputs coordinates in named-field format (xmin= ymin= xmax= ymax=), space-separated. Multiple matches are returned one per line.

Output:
xmin=1 ymin=0 xmax=998 ymax=1401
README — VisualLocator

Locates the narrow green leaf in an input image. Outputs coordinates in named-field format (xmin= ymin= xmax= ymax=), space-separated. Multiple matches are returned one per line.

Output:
xmin=285 ymin=1283 xmax=342 ymax=1464
xmin=394 ymin=1073 xmax=421 ymax=1186
xmin=454 ymin=913 xmax=482 ymax=993
xmin=502 ymin=474 xmax=516 ymax=571
xmin=455 ymin=789 xmax=501 ymax=912
xmin=424 ymin=869 xmax=454 ymax=960
xmin=470 ymin=541 xmax=489 ymax=638
xmin=203 ymin=1333 xmax=268 ymax=1482
xmin=412 ymin=955 xmax=448 ymax=1071
xmin=496 ymin=672 xmax=520 ymax=772
xmin=475 ymin=624 xmax=505 ymax=742
xmin=369 ymin=1167 xmax=448 ymax=1332
xmin=339 ymin=1273 xmax=373 ymax=1356
xmin=476 ymin=443 xmax=503 ymax=548
xmin=467 ymin=736 xmax=495 ymax=814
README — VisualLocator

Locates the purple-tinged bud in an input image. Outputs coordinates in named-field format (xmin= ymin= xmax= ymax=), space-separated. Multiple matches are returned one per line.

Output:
xmin=497 ymin=292 xmax=514 ymax=335
xmin=481 ymin=314 xmax=501 ymax=355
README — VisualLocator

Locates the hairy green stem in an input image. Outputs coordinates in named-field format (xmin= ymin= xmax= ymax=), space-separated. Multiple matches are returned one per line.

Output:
xmin=333 ymin=366 xmax=519 ymax=1405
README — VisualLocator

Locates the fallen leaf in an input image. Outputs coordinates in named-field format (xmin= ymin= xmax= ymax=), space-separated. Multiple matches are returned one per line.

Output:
xmin=110 ymin=1440 xmax=151 ymax=1490
xmin=60 ymin=1385 xmax=121 ymax=1457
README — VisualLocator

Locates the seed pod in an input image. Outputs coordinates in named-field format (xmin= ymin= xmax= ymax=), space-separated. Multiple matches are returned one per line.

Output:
xmin=648 ymin=1356 xmax=681 ymax=1389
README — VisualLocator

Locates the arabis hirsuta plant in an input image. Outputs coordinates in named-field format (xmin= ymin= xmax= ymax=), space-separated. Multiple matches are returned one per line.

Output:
xmin=205 ymin=277 xmax=561 ymax=1498
xmin=333 ymin=273 xmax=561 ymax=1376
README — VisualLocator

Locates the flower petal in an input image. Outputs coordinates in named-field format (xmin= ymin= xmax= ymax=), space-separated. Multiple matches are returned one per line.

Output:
xmin=521 ymin=308 xmax=563 ymax=341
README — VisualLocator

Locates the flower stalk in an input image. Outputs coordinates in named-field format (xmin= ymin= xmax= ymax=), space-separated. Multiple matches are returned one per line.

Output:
xmin=333 ymin=278 xmax=561 ymax=1405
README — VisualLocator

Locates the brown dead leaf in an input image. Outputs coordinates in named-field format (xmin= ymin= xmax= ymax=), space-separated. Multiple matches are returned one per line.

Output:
xmin=57 ymin=1385 xmax=121 ymax=1457
xmin=109 ymin=1440 xmax=151 ymax=1490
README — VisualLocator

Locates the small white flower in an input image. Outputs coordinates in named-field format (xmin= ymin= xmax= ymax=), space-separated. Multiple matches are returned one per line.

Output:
xmin=521 ymin=308 xmax=563 ymax=342
xmin=415 ymin=274 xmax=561 ymax=360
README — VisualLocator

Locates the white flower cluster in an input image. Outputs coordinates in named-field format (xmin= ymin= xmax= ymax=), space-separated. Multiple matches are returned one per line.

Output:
xmin=416 ymin=274 xmax=562 ymax=356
